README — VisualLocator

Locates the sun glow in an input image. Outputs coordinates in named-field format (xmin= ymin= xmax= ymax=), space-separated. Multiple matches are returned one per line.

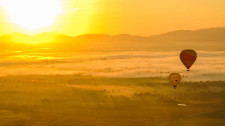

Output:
xmin=1 ymin=0 xmax=62 ymax=29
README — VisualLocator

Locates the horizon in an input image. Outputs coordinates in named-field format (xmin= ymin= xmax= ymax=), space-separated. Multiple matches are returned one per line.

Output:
xmin=1 ymin=26 xmax=225 ymax=37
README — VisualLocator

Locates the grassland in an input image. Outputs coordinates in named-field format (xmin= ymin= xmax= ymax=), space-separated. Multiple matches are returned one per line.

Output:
xmin=0 ymin=75 xmax=224 ymax=126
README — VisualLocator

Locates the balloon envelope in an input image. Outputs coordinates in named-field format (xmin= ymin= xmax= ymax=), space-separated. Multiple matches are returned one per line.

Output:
xmin=180 ymin=49 xmax=197 ymax=71
xmin=169 ymin=73 xmax=181 ymax=89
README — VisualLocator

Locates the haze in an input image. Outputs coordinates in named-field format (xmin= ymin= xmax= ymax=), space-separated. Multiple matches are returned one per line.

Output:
xmin=0 ymin=0 xmax=225 ymax=36
xmin=0 ymin=0 xmax=224 ymax=126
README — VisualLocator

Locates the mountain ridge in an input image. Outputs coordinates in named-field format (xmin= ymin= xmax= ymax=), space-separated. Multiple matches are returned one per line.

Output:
xmin=1 ymin=27 xmax=225 ymax=40
xmin=0 ymin=27 xmax=224 ymax=51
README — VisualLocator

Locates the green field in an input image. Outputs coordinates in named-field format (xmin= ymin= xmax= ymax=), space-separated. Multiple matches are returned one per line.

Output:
xmin=0 ymin=75 xmax=224 ymax=126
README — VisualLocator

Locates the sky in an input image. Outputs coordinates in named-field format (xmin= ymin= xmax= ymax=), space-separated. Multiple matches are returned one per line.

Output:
xmin=0 ymin=0 xmax=225 ymax=36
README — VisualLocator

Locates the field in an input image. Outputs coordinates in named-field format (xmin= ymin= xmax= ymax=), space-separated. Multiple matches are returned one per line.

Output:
xmin=0 ymin=75 xmax=224 ymax=126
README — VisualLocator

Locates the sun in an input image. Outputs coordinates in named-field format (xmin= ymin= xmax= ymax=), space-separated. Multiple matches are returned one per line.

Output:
xmin=1 ymin=0 xmax=62 ymax=29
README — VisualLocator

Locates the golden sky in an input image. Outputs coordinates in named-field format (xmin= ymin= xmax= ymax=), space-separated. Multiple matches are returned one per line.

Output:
xmin=0 ymin=0 xmax=225 ymax=36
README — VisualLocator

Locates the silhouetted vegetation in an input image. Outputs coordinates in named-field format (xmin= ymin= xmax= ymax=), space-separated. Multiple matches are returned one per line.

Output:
xmin=0 ymin=75 xmax=224 ymax=126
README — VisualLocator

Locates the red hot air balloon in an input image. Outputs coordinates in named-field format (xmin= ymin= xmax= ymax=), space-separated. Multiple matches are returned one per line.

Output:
xmin=180 ymin=49 xmax=197 ymax=71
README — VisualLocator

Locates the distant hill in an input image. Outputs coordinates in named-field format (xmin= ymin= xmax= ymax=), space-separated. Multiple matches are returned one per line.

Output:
xmin=56 ymin=27 xmax=225 ymax=51
xmin=150 ymin=27 xmax=225 ymax=41
xmin=0 ymin=27 xmax=224 ymax=51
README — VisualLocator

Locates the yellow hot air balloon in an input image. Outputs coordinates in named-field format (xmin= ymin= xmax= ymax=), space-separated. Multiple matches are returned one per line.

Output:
xmin=169 ymin=73 xmax=181 ymax=89
xmin=180 ymin=49 xmax=197 ymax=71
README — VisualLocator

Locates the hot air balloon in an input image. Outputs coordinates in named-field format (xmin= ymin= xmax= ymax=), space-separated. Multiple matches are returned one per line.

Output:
xmin=169 ymin=73 xmax=181 ymax=89
xmin=180 ymin=49 xmax=197 ymax=71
